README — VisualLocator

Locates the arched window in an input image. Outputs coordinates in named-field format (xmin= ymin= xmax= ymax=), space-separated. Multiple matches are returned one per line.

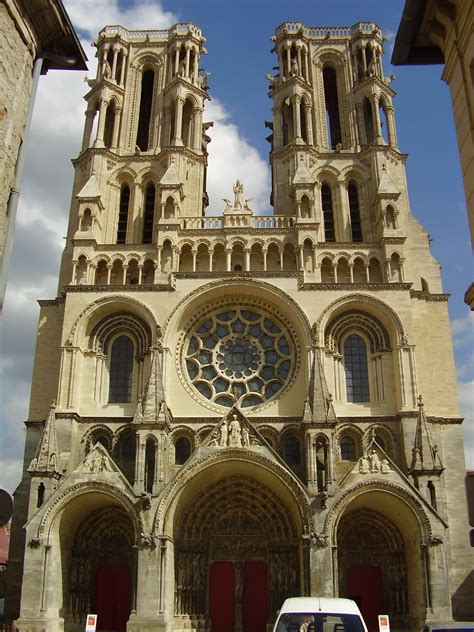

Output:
xmin=363 ymin=97 xmax=375 ymax=144
xmin=142 ymin=184 xmax=155 ymax=244
xmin=323 ymin=66 xmax=342 ymax=148
xmin=175 ymin=437 xmax=191 ymax=465
xmin=344 ymin=334 xmax=370 ymax=403
xmin=136 ymin=69 xmax=155 ymax=151
xmin=80 ymin=208 xmax=92 ymax=232
xmin=145 ymin=439 xmax=156 ymax=493
xmin=348 ymin=182 xmax=363 ymax=242
xmin=300 ymin=195 xmax=311 ymax=218
xmin=117 ymin=185 xmax=130 ymax=244
xmin=321 ymin=184 xmax=335 ymax=242
xmin=316 ymin=436 xmax=328 ymax=490
xmin=103 ymin=102 xmax=115 ymax=148
xmin=117 ymin=434 xmax=136 ymax=483
xmin=427 ymin=480 xmax=437 ymax=510
xmin=36 ymin=482 xmax=45 ymax=508
xmin=340 ymin=435 xmax=357 ymax=461
xmin=109 ymin=335 xmax=134 ymax=402
xmin=283 ymin=435 xmax=301 ymax=465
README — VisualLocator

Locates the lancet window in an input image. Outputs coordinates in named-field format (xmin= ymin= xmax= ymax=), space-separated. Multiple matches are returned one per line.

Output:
xmin=321 ymin=184 xmax=336 ymax=242
xmin=343 ymin=334 xmax=370 ymax=403
xmin=109 ymin=335 xmax=134 ymax=403
xmin=117 ymin=185 xmax=130 ymax=244
xmin=136 ymin=69 xmax=155 ymax=151
xmin=323 ymin=66 xmax=342 ymax=148
xmin=142 ymin=183 xmax=156 ymax=243
xmin=348 ymin=182 xmax=363 ymax=242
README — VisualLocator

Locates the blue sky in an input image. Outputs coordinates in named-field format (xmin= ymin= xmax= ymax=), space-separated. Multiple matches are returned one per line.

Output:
xmin=0 ymin=0 xmax=472 ymax=493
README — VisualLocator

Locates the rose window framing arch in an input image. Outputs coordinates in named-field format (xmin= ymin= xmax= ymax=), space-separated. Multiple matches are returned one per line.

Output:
xmin=178 ymin=300 xmax=300 ymax=411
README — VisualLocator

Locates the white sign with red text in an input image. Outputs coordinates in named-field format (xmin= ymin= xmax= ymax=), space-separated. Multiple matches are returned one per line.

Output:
xmin=378 ymin=615 xmax=390 ymax=632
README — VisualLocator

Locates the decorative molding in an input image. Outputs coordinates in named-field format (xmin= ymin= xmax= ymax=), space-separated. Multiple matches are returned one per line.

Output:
xmin=65 ymin=284 xmax=174 ymax=292
xmin=410 ymin=290 xmax=450 ymax=302
xmin=299 ymin=282 xmax=411 ymax=291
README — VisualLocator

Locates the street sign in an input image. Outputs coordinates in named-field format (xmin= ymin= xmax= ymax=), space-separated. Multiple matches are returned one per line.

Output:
xmin=378 ymin=615 xmax=390 ymax=632
xmin=85 ymin=614 xmax=97 ymax=632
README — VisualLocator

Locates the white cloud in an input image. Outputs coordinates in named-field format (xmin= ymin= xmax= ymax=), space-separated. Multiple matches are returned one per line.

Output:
xmin=64 ymin=0 xmax=178 ymax=38
xmin=204 ymin=99 xmax=271 ymax=214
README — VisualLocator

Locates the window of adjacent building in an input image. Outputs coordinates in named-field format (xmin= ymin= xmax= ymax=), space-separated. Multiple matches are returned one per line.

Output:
xmin=344 ymin=334 xmax=370 ymax=403
xmin=348 ymin=182 xmax=363 ymax=242
xmin=117 ymin=185 xmax=130 ymax=244
xmin=321 ymin=184 xmax=335 ymax=242
xmin=142 ymin=183 xmax=155 ymax=243
xmin=340 ymin=435 xmax=357 ymax=461
xmin=136 ymin=69 xmax=155 ymax=151
xmin=109 ymin=335 xmax=134 ymax=402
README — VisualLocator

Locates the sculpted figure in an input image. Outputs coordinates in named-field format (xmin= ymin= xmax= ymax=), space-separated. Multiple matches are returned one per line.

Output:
xmin=229 ymin=414 xmax=242 ymax=447
xmin=369 ymin=449 xmax=380 ymax=472
xmin=242 ymin=425 xmax=250 ymax=446
xmin=381 ymin=458 xmax=390 ymax=473
xmin=290 ymin=57 xmax=299 ymax=76
xmin=219 ymin=422 xmax=228 ymax=447
xmin=233 ymin=180 xmax=245 ymax=209
xmin=359 ymin=454 xmax=369 ymax=474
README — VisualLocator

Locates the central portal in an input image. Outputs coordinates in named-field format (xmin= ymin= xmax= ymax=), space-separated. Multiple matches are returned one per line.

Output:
xmin=173 ymin=474 xmax=301 ymax=628
xmin=209 ymin=561 xmax=268 ymax=632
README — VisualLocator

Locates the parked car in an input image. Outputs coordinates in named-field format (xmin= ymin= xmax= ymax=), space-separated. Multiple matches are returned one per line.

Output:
xmin=273 ymin=597 xmax=368 ymax=632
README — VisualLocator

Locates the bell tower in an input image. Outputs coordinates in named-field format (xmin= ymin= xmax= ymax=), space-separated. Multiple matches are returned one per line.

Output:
xmin=268 ymin=22 xmax=400 ymax=251
xmin=59 ymin=23 xmax=210 ymax=289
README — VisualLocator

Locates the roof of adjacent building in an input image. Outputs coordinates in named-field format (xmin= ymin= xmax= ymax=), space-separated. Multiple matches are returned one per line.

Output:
xmin=20 ymin=0 xmax=88 ymax=72
xmin=391 ymin=0 xmax=445 ymax=65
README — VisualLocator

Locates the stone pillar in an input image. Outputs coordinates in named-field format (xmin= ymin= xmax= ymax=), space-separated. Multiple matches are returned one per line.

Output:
xmin=371 ymin=95 xmax=383 ymax=143
xmin=71 ymin=260 xmax=78 ymax=285
xmin=174 ymin=97 xmax=184 ymax=145
xmin=94 ymin=99 xmax=107 ymax=147
xmin=386 ymin=105 xmax=398 ymax=147
xmin=226 ymin=248 xmax=232 ymax=271
xmin=111 ymin=48 xmax=118 ymax=81
xmin=305 ymin=104 xmax=314 ymax=144
xmin=192 ymin=248 xmax=197 ymax=272
xmin=112 ymin=106 xmax=122 ymax=148
xmin=262 ymin=247 xmax=268 ymax=271
xmin=272 ymin=106 xmax=283 ymax=148
xmin=244 ymin=248 xmax=250 ymax=271
xmin=355 ymin=102 xmax=366 ymax=145
xmin=193 ymin=107 xmax=203 ymax=150
xmin=293 ymin=95 xmax=302 ymax=142
xmin=185 ymin=44 xmax=191 ymax=78
xmin=81 ymin=108 xmax=96 ymax=151
xmin=119 ymin=52 xmax=127 ymax=86
xmin=193 ymin=48 xmax=199 ymax=83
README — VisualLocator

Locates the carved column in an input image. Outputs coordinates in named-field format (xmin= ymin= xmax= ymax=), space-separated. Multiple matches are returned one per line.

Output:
xmin=371 ymin=95 xmax=383 ymax=143
xmin=81 ymin=108 xmax=96 ymax=151
xmin=119 ymin=52 xmax=127 ymax=86
xmin=192 ymin=248 xmax=197 ymax=272
xmin=111 ymin=48 xmax=118 ymax=81
xmin=185 ymin=43 xmax=191 ymax=78
xmin=112 ymin=106 xmax=122 ymax=148
xmin=272 ymin=106 xmax=283 ymax=149
xmin=385 ymin=105 xmax=398 ymax=147
xmin=293 ymin=94 xmax=302 ymax=142
xmin=305 ymin=104 xmax=314 ymax=144
xmin=94 ymin=98 xmax=107 ymax=147
xmin=355 ymin=102 xmax=366 ymax=146
xmin=226 ymin=248 xmax=232 ymax=272
xmin=174 ymin=97 xmax=185 ymax=145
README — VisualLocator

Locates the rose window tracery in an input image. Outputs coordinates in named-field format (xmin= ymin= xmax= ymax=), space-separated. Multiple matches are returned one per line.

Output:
xmin=181 ymin=306 xmax=297 ymax=409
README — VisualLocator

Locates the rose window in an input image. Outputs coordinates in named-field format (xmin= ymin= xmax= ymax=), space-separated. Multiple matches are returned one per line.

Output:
xmin=182 ymin=307 xmax=296 ymax=409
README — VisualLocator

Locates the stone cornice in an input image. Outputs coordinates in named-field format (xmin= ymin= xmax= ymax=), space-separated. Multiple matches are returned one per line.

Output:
xmin=410 ymin=290 xmax=450 ymax=302
xmin=64 ymin=284 xmax=174 ymax=293
xmin=37 ymin=298 xmax=64 ymax=306
xmin=174 ymin=271 xmax=299 ymax=280
xmin=298 ymin=281 xmax=411 ymax=291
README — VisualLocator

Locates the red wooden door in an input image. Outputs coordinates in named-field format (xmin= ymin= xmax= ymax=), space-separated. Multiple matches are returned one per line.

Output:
xmin=210 ymin=561 xmax=235 ymax=632
xmin=347 ymin=566 xmax=383 ymax=632
xmin=95 ymin=566 xmax=131 ymax=632
xmin=243 ymin=561 xmax=268 ymax=632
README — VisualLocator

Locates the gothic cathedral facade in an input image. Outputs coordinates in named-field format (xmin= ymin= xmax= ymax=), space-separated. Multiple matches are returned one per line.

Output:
xmin=6 ymin=19 xmax=474 ymax=632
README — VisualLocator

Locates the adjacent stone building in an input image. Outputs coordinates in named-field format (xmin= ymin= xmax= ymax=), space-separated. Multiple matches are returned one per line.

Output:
xmin=0 ymin=0 xmax=87 ymax=304
xmin=6 ymin=19 xmax=474 ymax=632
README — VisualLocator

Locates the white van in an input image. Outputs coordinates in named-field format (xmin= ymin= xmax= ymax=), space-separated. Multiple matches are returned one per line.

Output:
xmin=273 ymin=597 xmax=368 ymax=632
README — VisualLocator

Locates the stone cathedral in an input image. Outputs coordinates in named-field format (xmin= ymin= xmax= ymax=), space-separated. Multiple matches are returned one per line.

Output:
xmin=6 ymin=19 xmax=474 ymax=632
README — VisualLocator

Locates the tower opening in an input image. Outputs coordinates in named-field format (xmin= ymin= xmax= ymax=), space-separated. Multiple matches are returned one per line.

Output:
xmin=136 ymin=69 xmax=155 ymax=151
xmin=323 ymin=66 xmax=342 ymax=148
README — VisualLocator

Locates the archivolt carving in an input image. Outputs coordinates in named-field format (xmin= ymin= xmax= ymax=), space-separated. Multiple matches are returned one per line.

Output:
xmin=324 ymin=479 xmax=434 ymax=542
xmin=66 ymin=294 xmax=159 ymax=346
xmin=88 ymin=310 xmax=152 ymax=355
xmin=37 ymin=481 xmax=142 ymax=542
xmin=325 ymin=309 xmax=391 ymax=354
xmin=314 ymin=294 xmax=405 ymax=346
xmin=161 ymin=278 xmax=312 ymax=344
xmin=153 ymin=449 xmax=310 ymax=535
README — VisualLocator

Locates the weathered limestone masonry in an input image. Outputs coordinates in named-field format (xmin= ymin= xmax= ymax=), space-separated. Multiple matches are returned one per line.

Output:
xmin=6 ymin=19 xmax=474 ymax=632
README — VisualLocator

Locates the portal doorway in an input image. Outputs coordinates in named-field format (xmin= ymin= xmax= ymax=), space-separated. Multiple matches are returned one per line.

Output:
xmin=209 ymin=561 xmax=268 ymax=632
xmin=347 ymin=566 xmax=383 ymax=631
xmin=96 ymin=566 xmax=131 ymax=632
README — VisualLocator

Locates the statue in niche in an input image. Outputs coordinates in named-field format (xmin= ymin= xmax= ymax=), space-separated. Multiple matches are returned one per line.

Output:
xmin=233 ymin=180 xmax=245 ymax=209
xmin=381 ymin=458 xmax=391 ymax=473
xmin=219 ymin=422 xmax=228 ymax=447
xmin=369 ymin=449 xmax=380 ymax=473
xmin=229 ymin=415 xmax=242 ymax=447
xmin=359 ymin=454 xmax=370 ymax=474
xmin=290 ymin=57 xmax=299 ymax=76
